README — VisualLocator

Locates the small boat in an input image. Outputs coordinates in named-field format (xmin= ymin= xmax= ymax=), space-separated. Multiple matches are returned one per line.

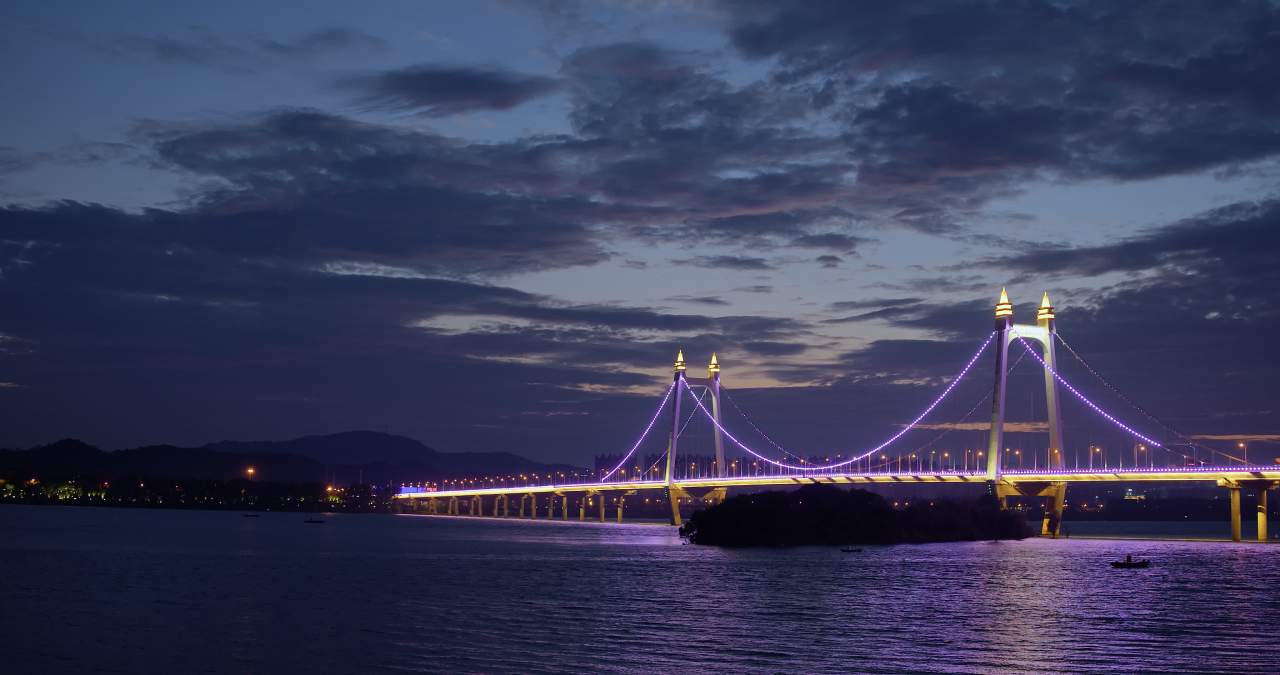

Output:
xmin=1111 ymin=554 xmax=1150 ymax=569
xmin=303 ymin=518 xmax=326 ymax=524
xmin=840 ymin=547 xmax=863 ymax=553
xmin=241 ymin=513 xmax=260 ymax=518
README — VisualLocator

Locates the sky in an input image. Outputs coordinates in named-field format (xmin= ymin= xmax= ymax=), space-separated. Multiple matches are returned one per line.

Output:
xmin=2 ymin=0 xmax=1279 ymax=465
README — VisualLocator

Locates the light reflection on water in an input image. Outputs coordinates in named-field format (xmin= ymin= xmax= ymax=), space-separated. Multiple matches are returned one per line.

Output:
xmin=2 ymin=505 xmax=1277 ymax=674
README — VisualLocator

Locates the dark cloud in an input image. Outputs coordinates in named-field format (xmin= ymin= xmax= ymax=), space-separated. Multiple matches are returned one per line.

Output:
xmin=0 ymin=197 xmax=814 ymax=455
xmin=989 ymin=200 xmax=1280 ymax=280
xmin=733 ymin=285 xmax=774 ymax=294
xmin=672 ymin=255 xmax=774 ymax=271
xmin=790 ymin=232 xmax=865 ymax=253
xmin=715 ymin=1 xmax=1280 ymax=231
xmin=98 ymin=27 xmax=386 ymax=73
xmin=338 ymin=65 xmax=562 ymax=116
xmin=815 ymin=254 xmax=841 ymax=268
xmin=829 ymin=297 xmax=922 ymax=312
xmin=742 ymin=341 xmax=808 ymax=357
xmin=665 ymin=295 xmax=729 ymax=306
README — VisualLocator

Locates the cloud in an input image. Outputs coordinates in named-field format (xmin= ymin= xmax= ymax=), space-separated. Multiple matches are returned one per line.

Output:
xmin=665 ymin=295 xmax=729 ymax=306
xmin=829 ymin=297 xmax=922 ymax=312
xmin=338 ymin=65 xmax=562 ymax=116
xmin=98 ymin=26 xmax=387 ymax=73
xmin=672 ymin=255 xmax=774 ymax=271
xmin=815 ymin=255 xmax=841 ymax=268
xmin=715 ymin=1 xmax=1280 ymax=231
xmin=790 ymin=232 xmax=865 ymax=253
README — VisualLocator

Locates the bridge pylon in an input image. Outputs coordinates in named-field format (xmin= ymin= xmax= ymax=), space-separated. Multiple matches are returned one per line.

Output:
xmin=986 ymin=290 xmax=1068 ymax=536
xmin=664 ymin=351 xmax=728 ymax=526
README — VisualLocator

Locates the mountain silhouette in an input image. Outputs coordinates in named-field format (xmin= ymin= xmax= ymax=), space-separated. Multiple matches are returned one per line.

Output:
xmin=1 ymin=432 xmax=582 ymax=485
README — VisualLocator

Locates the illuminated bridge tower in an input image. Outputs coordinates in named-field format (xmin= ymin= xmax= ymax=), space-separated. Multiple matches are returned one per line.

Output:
xmin=986 ymin=290 xmax=1069 ymax=536
xmin=664 ymin=350 xmax=727 ymax=526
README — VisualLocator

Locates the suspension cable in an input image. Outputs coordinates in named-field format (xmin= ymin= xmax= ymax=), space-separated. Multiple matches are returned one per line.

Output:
xmin=599 ymin=381 xmax=675 ymax=482
xmin=682 ymin=332 xmax=996 ymax=471
xmin=1053 ymin=331 xmax=1228 ymax=463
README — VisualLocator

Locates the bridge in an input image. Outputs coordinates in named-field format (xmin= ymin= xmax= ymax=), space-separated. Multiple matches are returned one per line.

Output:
xmin=396 ymin=291 xmax=1279 ymax=542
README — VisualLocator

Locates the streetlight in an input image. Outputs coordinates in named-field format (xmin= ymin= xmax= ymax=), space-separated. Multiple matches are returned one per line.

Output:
xmin=1238 ymin=441 xmax=1247 ymax=465
xmin=245 ymin=466 xmax=256 ymax=478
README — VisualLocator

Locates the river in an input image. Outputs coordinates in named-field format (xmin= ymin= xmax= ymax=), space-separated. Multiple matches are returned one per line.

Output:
xmin=2 ymin=505 xmax=1276 ymax=673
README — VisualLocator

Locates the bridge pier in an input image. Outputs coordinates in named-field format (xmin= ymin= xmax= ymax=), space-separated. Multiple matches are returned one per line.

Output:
xmin=561 ymin=495 xmax=568 ymax=520
xmin=1258 ymin=487 xmax=1268 ymax=541
xmin=1041 ymin=484 xmax=1066 ymax=537
xmin=598 ymin=495 xmax=606 ymax=522
xmin=579 ymin=496 xmax=586 ymax=521
xmin=1229 ymin=486 xmax=1242 ymax=542
xmin=448 ymin=496 xmax=459 ymax=516
xmin=546 ymin=495 xmax=554 ymax=519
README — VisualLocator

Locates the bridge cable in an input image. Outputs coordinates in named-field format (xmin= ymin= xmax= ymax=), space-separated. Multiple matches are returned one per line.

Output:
xmin=635 ymin=387 xmax=709 ymax=481
xmin=599 ymin=381 xmax=676 ymax=482
xmin=1053 ymin=332 xmax=1230 ymax=464
xmin=1011 ymin=332 xmax=1175 ymax=460
xmin=719 ymin=388 xmax=811 ymax=464
xmin=902 ymin=346 xmax=1031 ymax=461
xmin=680 ymin=332 xmax=996 ymax=472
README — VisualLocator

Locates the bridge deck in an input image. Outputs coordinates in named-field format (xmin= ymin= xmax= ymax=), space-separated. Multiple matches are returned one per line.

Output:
xmin=395 ymin=467 xmax=1280 ymax=499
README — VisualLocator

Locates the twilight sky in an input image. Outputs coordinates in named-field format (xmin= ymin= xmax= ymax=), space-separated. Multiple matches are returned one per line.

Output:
xmin=2 ymin=0 xmax=1279 ymax=464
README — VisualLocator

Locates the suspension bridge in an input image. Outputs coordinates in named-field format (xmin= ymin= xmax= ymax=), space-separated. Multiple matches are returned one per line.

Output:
xmin=396 ymin=291 xmax=1279 ymax=541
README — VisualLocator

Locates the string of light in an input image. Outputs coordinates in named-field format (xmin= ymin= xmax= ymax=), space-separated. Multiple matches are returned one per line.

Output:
xmin=599 ymin=381 xmax=675 ymax=482
xmin=1011 ymin=332 xmax=1167 ymax=451
xmin=682 ymin=332 xmax=996 ymax=471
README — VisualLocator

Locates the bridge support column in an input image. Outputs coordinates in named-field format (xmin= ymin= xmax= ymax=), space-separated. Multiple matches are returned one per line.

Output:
xmin=617 ymin=497 xmax=625 ymax=523
xmin=448 ymin=496 xmax=459 ymax=516
xmin=1258 ymin=487 xmax=1269 ymax=542
xmin=598 ymin=495 xmax=606 ymax=522
xmin=561 ymin=495 xmax=568 ymax=520
xmin=579 ymin=496 xmax=586 ymax=521
xmin=546 ymin=496 xmax=554 ymax=519
xmin=1229 ymin=486 xmax=1242 ymax=542
xmin=1041 ymin=483 xmax=1066 ymax=538
xmin=667 ymin=487 xmax=683 ymax=527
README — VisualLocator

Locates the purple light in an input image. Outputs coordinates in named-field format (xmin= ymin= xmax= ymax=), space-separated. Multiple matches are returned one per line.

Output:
xmin=599 ymin=381 xmax=676 ymax=482
xmin=1011 ymin=333 xmax=1166 ymax=450
xmin=682 ymin=332 xmax=996 ymax=471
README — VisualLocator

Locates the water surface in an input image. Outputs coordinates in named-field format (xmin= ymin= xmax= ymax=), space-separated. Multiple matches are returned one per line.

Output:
xmin=2 ymin=505 xmax=1276 ymax=673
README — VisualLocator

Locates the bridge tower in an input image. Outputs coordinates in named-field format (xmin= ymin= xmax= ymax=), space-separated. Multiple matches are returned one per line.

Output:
xmin=664 ymin=350 xmax=727 ymax=526
xmin=986 ymin=290 xmax=1069 ymax=536
xmin=665 ymin=350 xmax=687 ymax=525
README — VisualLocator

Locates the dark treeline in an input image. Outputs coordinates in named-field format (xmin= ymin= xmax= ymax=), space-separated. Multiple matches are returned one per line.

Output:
xmin=680 ymin=484 xmax=1031 ymax=547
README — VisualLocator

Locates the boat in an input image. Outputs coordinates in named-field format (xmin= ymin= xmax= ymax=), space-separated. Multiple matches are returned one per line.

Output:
xmin=1110 ymin=554 xmax=1150 ymax=569
xmin=241 ymin=513 xmax=260 ymax=518
xmin=303 ymin=518 xmax=326 ymax=524
xmin=840 ymin=547 xmax=863 ymax=553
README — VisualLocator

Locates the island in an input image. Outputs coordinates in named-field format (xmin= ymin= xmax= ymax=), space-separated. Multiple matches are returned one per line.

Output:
xmin=679 ymin=484 xmax=1031 ymax=547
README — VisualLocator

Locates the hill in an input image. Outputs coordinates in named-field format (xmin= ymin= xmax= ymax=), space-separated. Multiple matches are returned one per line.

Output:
xmin=0 ymin=432 xmax=583 ymax=485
